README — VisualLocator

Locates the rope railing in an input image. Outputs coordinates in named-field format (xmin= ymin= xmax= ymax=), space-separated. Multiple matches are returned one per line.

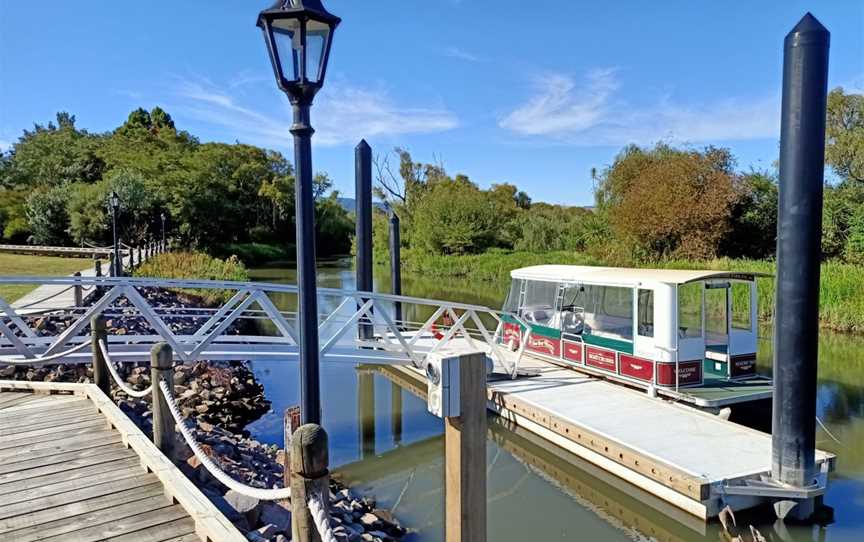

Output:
xmin=13 ymin=286 xmax=75 ymax=310
xmin=158 ymin=380 xmax=293 ymax=501
xmin=0 ymin=340 xmax=89 ymax=365
xmin=307 ymin=491 xmax=338 ymax=542
xmin=98 ymin=339 xmax=152 ymax=398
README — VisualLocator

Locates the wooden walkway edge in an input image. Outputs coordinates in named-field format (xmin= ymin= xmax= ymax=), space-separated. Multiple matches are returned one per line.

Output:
xmin=0 ymin=380 xmax=245 ymax=542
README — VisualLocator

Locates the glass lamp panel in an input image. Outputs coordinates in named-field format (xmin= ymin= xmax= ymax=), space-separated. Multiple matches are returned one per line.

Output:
xmin=305 ymin=19 xmax=331 ymax=83
xmin=271 ymin=18 xmax=301 ymax=83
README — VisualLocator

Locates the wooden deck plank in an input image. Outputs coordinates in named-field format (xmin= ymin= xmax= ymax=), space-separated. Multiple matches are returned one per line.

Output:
xmin=0 ymin=483 xmax=164 ymax=534
xmin=0 ymin=394 xmax=43 ymax=409
xmin=0 ymin=472 xmax=160 ymax=521
xmin=0 ymin=419 xmax=109 ymax=449
xmin=0 ymin=461 xmax=146 ymax=507
xmin=104 ymin=518 xmax=199 ymax=542
xmin=0 ymin=402 xmax=97 ymax=422
xmin=136 ymin=532 xmax=201 ymax=542
xmin=0 ymin=447 xmax=136 ymax=485
xmin=0 ymin=392 xmax=31 ymax=406
xmin=0 ymin=393 xmax=80 ymax=410
xmin=37 ymin=504 xmax=190 ymax=542
xmin=0 ymin=456 xmax=143 ymax=497
xmin=0 ymin=430 xmax=120 ymax=462
xmin=3 ymin=494 xmax=175 ymax=542
xmin=0 ymin=411 xmax=106 ymax=436
xmin=0 ymin=443 xmax=130 ymax=475
xmin=0 ymin=398 xmax=94 ymax=417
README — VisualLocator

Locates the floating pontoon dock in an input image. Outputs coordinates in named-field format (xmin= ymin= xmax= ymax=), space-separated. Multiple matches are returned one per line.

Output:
xmin=366 ymin=352 xmax=834 ymax=520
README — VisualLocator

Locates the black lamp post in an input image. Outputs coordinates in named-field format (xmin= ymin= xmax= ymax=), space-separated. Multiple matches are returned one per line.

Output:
xmin=109 ymin=191 xmax=121 ymax=277
xmin=160 ymin=213 xmax=167 ymax=251
xmin=257 ymin=0 xmax=340 ymax=425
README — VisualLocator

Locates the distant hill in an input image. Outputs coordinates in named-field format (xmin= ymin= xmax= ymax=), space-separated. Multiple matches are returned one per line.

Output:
xmin=338 ymin=197 xmax=388 ymax=213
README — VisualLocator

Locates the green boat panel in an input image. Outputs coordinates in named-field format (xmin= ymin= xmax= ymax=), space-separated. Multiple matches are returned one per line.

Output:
xmin=529 ymin=324 xmax=561 ymax=339
xmin=582 ymin=334 xmax=634 ymax=355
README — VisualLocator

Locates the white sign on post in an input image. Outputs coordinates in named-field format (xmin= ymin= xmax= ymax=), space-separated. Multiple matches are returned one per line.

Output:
xmin=425 ymin=353 xmax=461 ymax=418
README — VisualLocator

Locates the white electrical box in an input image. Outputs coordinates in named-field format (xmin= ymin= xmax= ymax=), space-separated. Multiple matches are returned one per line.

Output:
xmin=425 ymin=353 xmax=461 ymax=418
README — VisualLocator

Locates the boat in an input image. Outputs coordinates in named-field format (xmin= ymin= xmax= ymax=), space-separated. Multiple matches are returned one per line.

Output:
xmin=499 ymin=265 xmax=773 ymax=409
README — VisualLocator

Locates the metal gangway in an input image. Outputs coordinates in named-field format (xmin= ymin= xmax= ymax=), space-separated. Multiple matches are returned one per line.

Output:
xmin=0 ymin=276 xmax=533 ymax=376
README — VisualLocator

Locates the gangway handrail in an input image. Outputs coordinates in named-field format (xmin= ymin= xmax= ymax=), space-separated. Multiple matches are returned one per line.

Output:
xmin=0 ymin=275 xmax=530 ymax=377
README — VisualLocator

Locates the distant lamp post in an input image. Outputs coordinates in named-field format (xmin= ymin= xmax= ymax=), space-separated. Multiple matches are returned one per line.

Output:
xmin=109 ymin=191 xmax=121 ymax=277
xmin=257 ymin=0 xmax=340 ymax=425
xmin=160 ymin=213 xmax=167 ymax=251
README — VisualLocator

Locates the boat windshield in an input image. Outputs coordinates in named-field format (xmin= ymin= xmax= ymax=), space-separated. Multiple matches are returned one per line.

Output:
xmin=563 ymin=284 xmax=633 ymax=342
xmin=503 ymin=279 xmax=522 ymax=314
xmin=521 ymin=280 xmax=558 ymax=326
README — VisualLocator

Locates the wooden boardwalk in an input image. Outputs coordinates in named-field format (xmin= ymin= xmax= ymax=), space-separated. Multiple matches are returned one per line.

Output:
xmin=0 ymin=381 xmax=244 ymax=542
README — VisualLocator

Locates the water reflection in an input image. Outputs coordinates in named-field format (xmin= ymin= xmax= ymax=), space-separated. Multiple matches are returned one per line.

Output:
xmin=245 ymin=261 xmax=864 ymax=541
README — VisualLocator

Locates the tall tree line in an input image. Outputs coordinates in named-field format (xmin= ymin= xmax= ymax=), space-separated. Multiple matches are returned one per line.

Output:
xmin=0 ymin=108 xmax=353 ymax=255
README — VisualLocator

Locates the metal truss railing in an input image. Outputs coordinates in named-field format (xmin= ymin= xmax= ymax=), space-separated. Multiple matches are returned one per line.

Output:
xmin=0 ymin=276 xmax=532 ymax=376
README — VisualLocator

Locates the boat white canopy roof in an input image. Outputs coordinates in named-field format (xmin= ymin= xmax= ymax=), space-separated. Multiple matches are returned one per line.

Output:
xmin=511 ymin=265 xmax=769 ymax=287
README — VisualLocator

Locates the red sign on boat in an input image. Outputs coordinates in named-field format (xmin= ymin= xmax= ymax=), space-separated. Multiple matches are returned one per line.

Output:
xmin=526 ymin=334 xmax=561 ymax=357
xmin=657 ymin=361 xmax=702 ymax=387
xmin=620 ymin=354 xmax=654 ymax=381
xmin=562 ymin=340 xmax=583 ymax=363
xmin=585 ymin=346 xmax=617 ymax=372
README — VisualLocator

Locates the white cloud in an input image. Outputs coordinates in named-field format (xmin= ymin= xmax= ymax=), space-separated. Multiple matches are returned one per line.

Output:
xmin=444 ymin=47 xmax=480 ymax=62
xmin=500 ymin=69 xmax=619 ymax=137
xmin=499 ymin=69 xmax=780 ymax=146
xmin=172 ymin=78 xmax=458 ymax=148
xmin=0 ymin=140 xmax=11 ymax=152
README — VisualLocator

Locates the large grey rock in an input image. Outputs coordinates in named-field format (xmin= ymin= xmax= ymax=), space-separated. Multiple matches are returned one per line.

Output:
xmin=225 ymin=490 xmax=261 ymax=527
xmin=260 ymin=502 xmax=292 ymax=532
xmin=255 ymin=524 xmax=279 ymax=540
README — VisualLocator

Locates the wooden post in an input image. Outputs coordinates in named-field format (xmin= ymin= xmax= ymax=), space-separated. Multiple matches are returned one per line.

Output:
xmin=391 ymin=381 xmax=403 ymax=445
xmin=73 ymin=271 xmax=83 ymax=307
xmin=151 ymin=342 xmax=174 ymax=455
xmin=358 ymin=370 xmax=376 ymax=459
xmin=91 ymin=315 xmax=109 ymax=396
xmin=290 ymin=424 xmax=329 ymax=542
xmin=108 ymin=253 xmax=116 ymax=277
xmin=445 ymin=352 xmax=487 ymax=542
xmin=283 ymin=405 xmax=301 ymax=488
xmin=116 ymin=238 xmax=123 ymax=277
xmin=94 ymin=259 xmax=103 ymax=297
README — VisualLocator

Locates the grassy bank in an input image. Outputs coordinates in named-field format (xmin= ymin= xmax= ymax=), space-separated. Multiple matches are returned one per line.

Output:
xmin=135 ymin=251 xmax=249 ymax=305
xmin=395 ymin=249 xmax=864 ymax=333
xmin=211 ymin=243 xmax=292 ymax=267
xmin=0 ymin=253 xmax=97 ymax=302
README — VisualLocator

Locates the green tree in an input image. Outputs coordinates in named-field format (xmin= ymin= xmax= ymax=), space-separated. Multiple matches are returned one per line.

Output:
xmin=7 ymin=112 xmax=104 ymax=188
xmin=67 ymin=181 xmax=109 ymax=245
xmin=845 ymin=204 xmax=864 ymax=263
xmin=721 ymin=170 xmax=778 ymax=259
xmin=826 ymin=88 xmax=864 ymax=183
xmin=412 ymin=177 xmax=501 ymax=255
xmin=822 ymin=183 xmax=864 ymax=258
xmin=0 ymin=188 xmax=29 ymax=241
xmin=316 ymin=192 xmax=354 ymax=255
xmin=597 ymin=143 xmax=739 ymax=259
xmin=26 ymin=184 xmax=72 ymax=245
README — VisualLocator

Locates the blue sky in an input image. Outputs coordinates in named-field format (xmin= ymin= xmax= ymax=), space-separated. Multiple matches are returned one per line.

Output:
xmin=1 ymin=1 xmax=862 ymax=205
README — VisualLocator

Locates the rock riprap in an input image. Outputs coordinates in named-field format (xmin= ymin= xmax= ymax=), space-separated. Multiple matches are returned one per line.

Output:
xmin=3 ymin=287 xmax=406 ymax=541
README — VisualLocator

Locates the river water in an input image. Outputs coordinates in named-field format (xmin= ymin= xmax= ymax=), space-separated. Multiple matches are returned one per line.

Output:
xmin=246 ymin=259 xmax=864 ymax=542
